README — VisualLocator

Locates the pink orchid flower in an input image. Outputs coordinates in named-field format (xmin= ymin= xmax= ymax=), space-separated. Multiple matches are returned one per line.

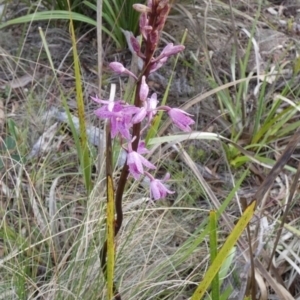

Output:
xmin=126 ymin=139 xmax=156 ymax=179
xmin=145 ymin=172 xmax=174 ymax=200
xmin=150 ymin=56 xmax=168 ymax=73
xmin=132 ymin=92 xmax=158 ymax=125
xmin=156 ymin=43 xmax=185 ymax=61
xmin=92 ymin=97 xmax=139 ymax=139
xmin=167 ymin=108 xmax=195 ymax=132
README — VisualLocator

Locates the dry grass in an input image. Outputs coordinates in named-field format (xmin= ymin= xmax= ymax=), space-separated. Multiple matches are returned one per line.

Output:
xmin=1 ymin=0 xmax=300 ymax=299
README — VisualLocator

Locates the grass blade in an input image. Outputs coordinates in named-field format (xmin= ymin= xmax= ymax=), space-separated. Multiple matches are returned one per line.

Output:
xmin=209 ymin=210 xmax=219 ymax=300
xmin=191 ymin=200 xmax=256 ymax=300
xmin=68 ymin=1 xmax=92 ymax=193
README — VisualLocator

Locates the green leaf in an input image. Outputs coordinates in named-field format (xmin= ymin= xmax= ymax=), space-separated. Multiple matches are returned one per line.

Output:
xmin=220 ymin=285 xmax=233 ymax=300
xmin=2 ymin=136 xmax=16 ymax=151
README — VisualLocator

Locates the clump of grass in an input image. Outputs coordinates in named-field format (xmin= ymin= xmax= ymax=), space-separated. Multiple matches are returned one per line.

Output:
xmin=0 ymin=0 xmax=142 ymax=49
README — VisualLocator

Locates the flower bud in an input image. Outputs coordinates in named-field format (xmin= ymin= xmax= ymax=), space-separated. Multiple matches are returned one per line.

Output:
xmin=109 ymin=62 xmax=126 ymax=74
xmin=139 ymin=13 xmax=150 ymax=40
xmin=149 ymin=30 xmax=159 ymax=51
xmin=157 ymin=0 xmax=169 ymax=13
xmin=109 ymin=62 xmax=138 ymax=80
xmin=130 ymin=36 xmax=141 ymax=54
xmin=156 ymin=8 xmax=169 ymax=31
xmin=133 ymin=3 xmax=151 ymax=13
xmin=140 ymin=76 xmax=149 ymax=102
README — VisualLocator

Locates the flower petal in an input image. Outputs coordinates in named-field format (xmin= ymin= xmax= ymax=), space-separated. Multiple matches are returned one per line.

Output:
xmin=137 ymin=141 xmax=149 ymax=154
xmin=139 ymin=155 xmax=156 ymax=170
xmin=150 ymin=180 xmax=174 ymax=200
xmin=150 ymin=181 xmax=161 ymax=200
xmin=168 ymin=108 xmax=195 ymax=132
xmin=132 ymin=107 xmax=147 ymax=124
xmin=129 ymin=164 xmax=141 ymax=180
xmin=128 ymin=152 xmax=144 ymax=174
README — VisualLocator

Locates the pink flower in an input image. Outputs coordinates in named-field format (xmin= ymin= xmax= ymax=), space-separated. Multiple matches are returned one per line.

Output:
xmin=147 ymin=93 xmax=158 ymax=118
xmin=145 ymin=172 xmax=174 ymax=200
xmin=92 ymin=97 xmax=139 ymax=139
xmin=136 ymin=140 xmax=149 ymax=154
xmin=150 ymin=44 xmax=185 ymax=73
xmin=109 ymin=62 xmax=137 ymax=80
xmin=150 ymin=56 xmax=168 ymax=73
xmin=159 ymin=43 xmax=185 ymax=59
xmin=132 ymin=93 xmax=158 ymax=124
xmin=167 ymin=108 xmax=195 ymax=132
xmin=126 ymin=139 xmax=156 ymax=179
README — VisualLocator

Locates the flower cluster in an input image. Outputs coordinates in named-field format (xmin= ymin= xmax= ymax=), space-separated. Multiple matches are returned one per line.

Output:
xmin=92 ymin=0 xmax=195 ymax=200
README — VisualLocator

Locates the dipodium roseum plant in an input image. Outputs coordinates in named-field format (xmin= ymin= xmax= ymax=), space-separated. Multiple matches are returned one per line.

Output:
xmin=95 ymin=1 xmax=194 ymax=298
